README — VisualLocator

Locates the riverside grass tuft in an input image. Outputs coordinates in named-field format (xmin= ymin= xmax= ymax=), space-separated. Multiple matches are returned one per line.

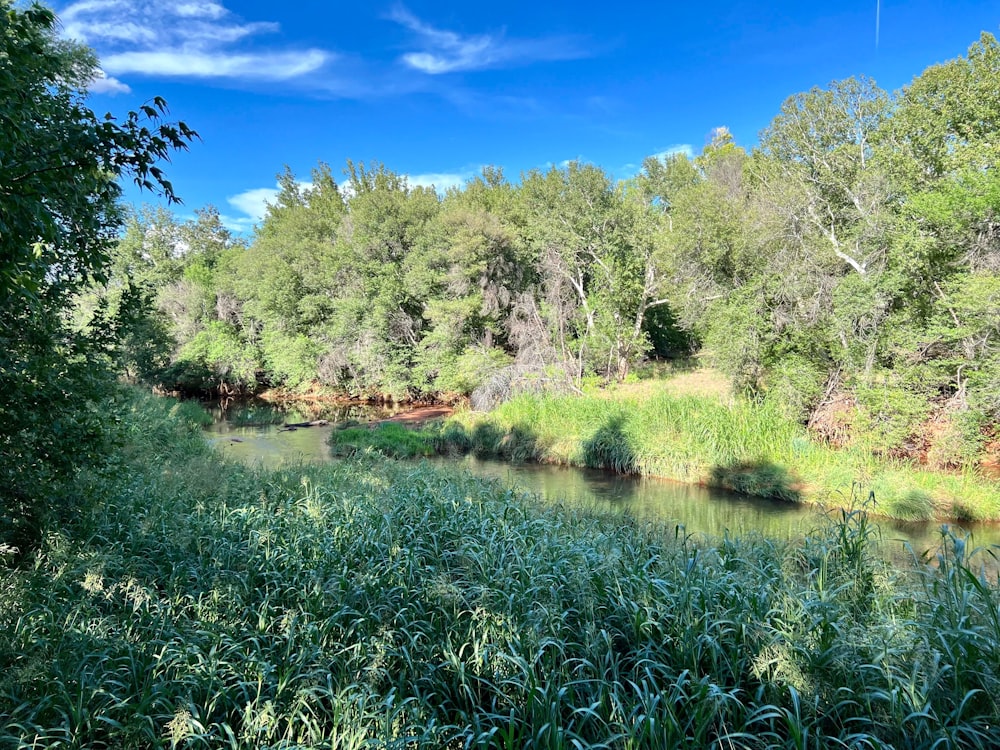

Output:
xmin=2 ymin=392 xmax=1000 ymax=747
xmin=329 ymin=391 xmax=1000 ymax=522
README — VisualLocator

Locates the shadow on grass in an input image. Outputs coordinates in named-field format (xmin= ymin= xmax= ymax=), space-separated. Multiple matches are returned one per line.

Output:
xmin=473 ymin=423 xmax=538 ymax=463
xmin=582 ymin=416 xmax=638 ymax=474
xmin=710 ymin=461 xmax=801 ymax=502
xmin=430 ymin=420 xmax=541 ymax=463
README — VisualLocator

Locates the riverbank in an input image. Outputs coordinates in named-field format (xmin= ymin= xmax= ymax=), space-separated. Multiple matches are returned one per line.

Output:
xmin=4 ymin=390 xmax=1000 ymax=747
xmin=329 ymin=389 xmax=1000 ymax=523
xmin=259 ymin=382 xmax=463 ymax=408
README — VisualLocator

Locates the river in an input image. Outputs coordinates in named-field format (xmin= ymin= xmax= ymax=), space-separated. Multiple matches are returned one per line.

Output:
xmin=201 ymin=399 xmax=1000 ymax=565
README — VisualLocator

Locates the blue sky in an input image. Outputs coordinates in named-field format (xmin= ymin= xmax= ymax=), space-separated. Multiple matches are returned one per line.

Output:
xmin=53 ymin=0 xmax=1000 ymax=233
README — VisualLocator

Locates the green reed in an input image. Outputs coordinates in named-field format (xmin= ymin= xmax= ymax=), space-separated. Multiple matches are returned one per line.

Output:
xmin=2 ymin=391 xmax=999 ymax=748
xmin=328 ymin=391 xmax=1000 ymax=521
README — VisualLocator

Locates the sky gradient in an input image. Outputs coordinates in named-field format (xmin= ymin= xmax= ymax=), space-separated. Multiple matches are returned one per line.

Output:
xmin=53 ymin=0 xmax=1000 ymax=233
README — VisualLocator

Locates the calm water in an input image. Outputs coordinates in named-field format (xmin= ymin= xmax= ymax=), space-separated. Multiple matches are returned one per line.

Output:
xmin=200 ymin=400 xmax=1000 ymax=564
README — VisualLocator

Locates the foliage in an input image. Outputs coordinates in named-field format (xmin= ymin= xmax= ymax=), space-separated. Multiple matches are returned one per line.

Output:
xmin=113 ymin=159 xmax=687 ymax=398
xmin=3 ymin=392 xmax=1000 ymax=747
xmin=0 ymin=1 xmax=194 ymax=555
xmin=329 ymin=422 xmax=437 ymax=458
xmin=335 ymin=388 xmax=1000 ymax=520
xmin=76 ymin=30 xmax=1000 ymax=473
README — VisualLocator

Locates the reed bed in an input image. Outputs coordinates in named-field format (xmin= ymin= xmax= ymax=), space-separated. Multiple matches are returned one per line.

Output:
xmin=3 ymin=393 xmax=1000 ymax=748
xmin=329 ymin=392 xmax=1000 ymax=522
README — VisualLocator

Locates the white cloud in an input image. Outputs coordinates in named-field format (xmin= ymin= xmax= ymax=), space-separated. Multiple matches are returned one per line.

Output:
xmin=57 ymin=1 xmax=332 ymax=84
xmin=227 ymin=187 xmax=280 ymax=222
xmin=225 ymin=181 xmax=317 ymax=232
xmin=60 ymin=0 xmax=129 ymax=20
xmin=406 ymin=171 xmax=473 ymax=193
xmin=174 ymin=1 xmax=226 ymax=19
xmin=63 ymin=19 xmax=156 ymax=44
xmin=183 ymin=21 xmax=279 ymax=44
xmin=104 ymin=50 xmax=329 ymax=79
xmin=387 ymin=5 xmax=588 ymax=75
xmin=87 ymin=68 xmax=131 ymax=95
xmin=652 ymin=144 xmax=695 ymax=161
xmin=218 ymin=214 xmax=258 ymax=234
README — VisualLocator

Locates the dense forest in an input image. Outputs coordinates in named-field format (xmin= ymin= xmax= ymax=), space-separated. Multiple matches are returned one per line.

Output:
xmin=88 ymin=33 xmax=1000 ymax=469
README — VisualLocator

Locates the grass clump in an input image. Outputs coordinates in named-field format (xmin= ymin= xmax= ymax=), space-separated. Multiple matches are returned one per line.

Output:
xmin=166 ymin=398 xmax=215 ymax=427
xmin=3 ymin=391 xmax=1000 ymax=748
xmin=328 ymin=422 xmax=436 ymax=457
xmin=885 ymin=489 xmax=937 ymax=521
xmin=710 ymin=461 xmax=800 ymax=502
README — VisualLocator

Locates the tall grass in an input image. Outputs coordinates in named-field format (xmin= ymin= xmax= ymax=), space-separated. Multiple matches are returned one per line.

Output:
xmin=329 ymin=422 xmax=436 ymax=458
xmin=3 ymin=391 xmax=1000 ymax=747
xmin=356 ymin=392 xmax=1000 ymax=522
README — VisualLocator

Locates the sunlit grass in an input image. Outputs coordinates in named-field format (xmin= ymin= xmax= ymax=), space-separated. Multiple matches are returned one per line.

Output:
xmin=389 ymin=391 xmax=1000 ymax=521
xmin=3 ymin=391 xmax=1000 ymax=748
xmin=329 ymin=422 xmax=436 ymax=458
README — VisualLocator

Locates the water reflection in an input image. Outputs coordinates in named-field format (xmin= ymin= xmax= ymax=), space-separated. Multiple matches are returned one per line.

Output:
xmin=427 ymin=456 xmax=1000 ymax=565
xmin=203 ymin=400 xmax=399 ymax=465
xmin=198 ymin=400 xmax=1000 ymax=564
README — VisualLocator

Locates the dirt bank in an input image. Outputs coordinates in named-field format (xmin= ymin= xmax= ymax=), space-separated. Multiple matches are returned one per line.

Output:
xmin=376 ymin=406 xmax=455 ymax=427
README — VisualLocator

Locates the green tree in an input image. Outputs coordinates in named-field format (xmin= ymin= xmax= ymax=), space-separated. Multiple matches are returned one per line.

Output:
xmin=404 ymin=181 xmax=524 ymax=392
xmin=1 ymin=1 xmax=194 ymax=554
xmin=758 ymin=76 xmax=892 ymax=279
xmin=518 ymin=162 xmax=668 ymax=382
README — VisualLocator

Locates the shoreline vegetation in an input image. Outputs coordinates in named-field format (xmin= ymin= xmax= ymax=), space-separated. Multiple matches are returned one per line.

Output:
xmin=4 ymin=391 xmax=1000 ymax=748
xmin=327 ymin=374 xmax=1000 ymax=524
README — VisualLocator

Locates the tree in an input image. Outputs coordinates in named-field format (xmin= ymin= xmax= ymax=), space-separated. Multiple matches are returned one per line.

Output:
xmin=404 ymin=179 xmax=526 ymax=392
xmin=230 ymin=164 xmax=347 ymax=390
xmin=517 ymin=162 xmax=669 ymax=382
xmin=1 ymin=1 xmax=195 ymax=555
xmin=758 ymin=76 xmax=892 ymax=279
xmin=884 ymin=33 xmax=1000 ymax=190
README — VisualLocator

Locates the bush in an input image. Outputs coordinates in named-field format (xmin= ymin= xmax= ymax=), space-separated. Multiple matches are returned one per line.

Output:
xmin=176 ymin=321 xmax=259 ymax=392
xmin=328 ymin=422 xmax=436 ymax=458
xmin=767 ymin=354 xmax=828 ymax=422
xmin=261 ymin=330 xmax=321 ymax=389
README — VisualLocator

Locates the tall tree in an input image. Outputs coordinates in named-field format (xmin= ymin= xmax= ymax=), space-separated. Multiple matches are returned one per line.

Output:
xmin=758 ymin=76 xmax=892 ymax=279
xmin=1 ymin=1 xmax=194 ymax=554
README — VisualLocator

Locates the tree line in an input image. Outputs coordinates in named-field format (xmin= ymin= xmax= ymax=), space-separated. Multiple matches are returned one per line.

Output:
xmin=91 ymin=33 xmax=1000 ymax=466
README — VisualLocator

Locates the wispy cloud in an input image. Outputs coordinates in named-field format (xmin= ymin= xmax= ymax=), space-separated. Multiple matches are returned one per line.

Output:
xmin=57 ymin=1 xmax=332 ymax=85
xmin=227 ymin=187 xmax=280 ymax=223
xmin=217 ymin=214 xmax=258 ymax=234
xmin=102 ymin=50 xmax=328 ymax=80
xmin=174 ymin=2 xmax=226 ymax=20
xmin=387 ymin=5 xmax=589 ymax=75
xmin=406 ymin=169 xmax=478 ymax=193
xmin=225 ymin=181 xmax=316 ymax=233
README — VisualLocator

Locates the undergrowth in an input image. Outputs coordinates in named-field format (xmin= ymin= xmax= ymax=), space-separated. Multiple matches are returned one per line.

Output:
xmin=2 ymin=392 xmax=1000 ymax=748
